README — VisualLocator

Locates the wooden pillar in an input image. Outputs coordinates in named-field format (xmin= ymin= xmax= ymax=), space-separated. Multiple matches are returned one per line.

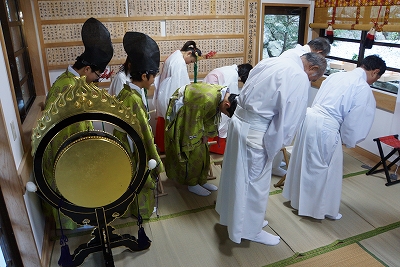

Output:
xmin=0 ymin=102 xmax=42 ymax=267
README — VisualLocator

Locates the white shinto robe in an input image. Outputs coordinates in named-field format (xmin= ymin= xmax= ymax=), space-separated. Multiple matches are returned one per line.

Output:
xmin=203 ymin=64 xmax=239 ymax=137
xmin=280 ymin=44 xmax=311 ymax=58
xmin=109 ymin=71 xmax=130 ymax=96
xmin=282 ymin=67 xmax=376 ymax=219
xmin=108 ymin=71 xmax=148 ymax=117
xmin=216 ymin=53 xmax=310 ymax=243
xmin=203 ymin=64 xmax=239 ymax=93
xmin=153 ymin=50 xmax=190 ymax=118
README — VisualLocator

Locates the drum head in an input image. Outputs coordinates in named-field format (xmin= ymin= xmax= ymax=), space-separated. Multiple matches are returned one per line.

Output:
xmin=54 ymin=136 xmax=132 ymax=208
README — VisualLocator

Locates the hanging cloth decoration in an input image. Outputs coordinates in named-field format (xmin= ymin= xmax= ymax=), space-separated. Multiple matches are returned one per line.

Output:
xmin=326 ymin=23 xmax=334 ymax=44
xmin=350 ymin=6 xmax=361 ymax=30
xmin=365 ymin=5 xmax=390 ymax=49
xmin=136 ymin=197 xmax=151 ymax=249
xmin=57 ymin=201 xmax=74 ymax=267
xmin=325 ymin=0 xmax=338 ymax=44
xmin=364 ymin=26 xmax=376 ymax=49
xmin=193 ymin=51 xmax=217 ymax=83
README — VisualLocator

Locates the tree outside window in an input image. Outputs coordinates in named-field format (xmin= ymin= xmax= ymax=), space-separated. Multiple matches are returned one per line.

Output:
xmin=263 ymin=6 xmax=307 ymax=59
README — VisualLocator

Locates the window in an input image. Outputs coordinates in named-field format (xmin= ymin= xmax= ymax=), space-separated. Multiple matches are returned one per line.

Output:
xmin=321 ymin=29 xmax=400 ymax=94
xmin=0 ymin=0 xmax=36 ymax=122
xmin=263 ymin=5 xmax=307 ymax=58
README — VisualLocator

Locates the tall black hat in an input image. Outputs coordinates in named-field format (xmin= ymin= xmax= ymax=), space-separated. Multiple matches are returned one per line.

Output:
xmin=79 ymin=17 xmax=113 ymax=72
xmin=123 ymin=32 xmax=160 ymax=74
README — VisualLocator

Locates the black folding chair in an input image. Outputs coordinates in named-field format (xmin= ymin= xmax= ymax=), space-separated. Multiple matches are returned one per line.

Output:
xmin=366 ymin=135 xmax=400 ymax=186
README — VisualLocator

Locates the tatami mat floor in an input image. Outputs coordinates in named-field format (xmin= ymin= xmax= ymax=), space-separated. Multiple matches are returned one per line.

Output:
xmin=49 ymin=146 xmax=400 ymax=267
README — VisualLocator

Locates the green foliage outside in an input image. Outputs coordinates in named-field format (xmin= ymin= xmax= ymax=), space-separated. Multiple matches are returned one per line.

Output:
xmin=263 ymin=14 xmax=300 ymax=58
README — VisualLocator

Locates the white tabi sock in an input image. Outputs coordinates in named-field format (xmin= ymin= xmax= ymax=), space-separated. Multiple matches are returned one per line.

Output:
xmin=201 ymin=183 xmax=218 ymax=191
xmin=272 ymin=167 xmax=287 ymax=177
xmin=246 ymin=230 xmax=280 ymax=246
xmin=262 ymin=220 xmax=269 ymax=228
xmin=188 ymin=184 xmax=211 ymax=196
xmin=325 ymin=213 xmax=342 ymax=220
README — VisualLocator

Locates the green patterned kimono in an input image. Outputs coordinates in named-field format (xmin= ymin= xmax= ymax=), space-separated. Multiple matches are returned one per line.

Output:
xmin=165 ymin=83 xmax=224 ymax=186
xmin=116 ymin=84 xmax=164 ymax=219
xmin=43 ymin=70 xmax=93 ymax=230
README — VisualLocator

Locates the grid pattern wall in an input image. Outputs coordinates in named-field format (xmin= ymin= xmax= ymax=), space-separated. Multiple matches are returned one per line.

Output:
xmin=36 ymin=0 xmax=256 ymax=83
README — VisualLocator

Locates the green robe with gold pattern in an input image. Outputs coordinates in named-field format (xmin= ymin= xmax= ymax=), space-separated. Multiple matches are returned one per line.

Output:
xmin=165 ymin=83 xmax=224 ymax=186
xmin=116 ymin=84 xmax=164 ymax=219
xmin=43 ymin=69 xmax=93 ymax=230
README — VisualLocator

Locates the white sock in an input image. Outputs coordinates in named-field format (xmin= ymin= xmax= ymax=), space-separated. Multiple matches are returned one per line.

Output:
xmin=325 ymin=213 xmax=342 ymax=220
xmin=262 ymin=220 xmax=268 ymax=227
xmin=201 ymin=183 xmax=218 ymax=191
xmin=247 ymin=230 xmax=280 ymax=246
xmin=188 ymin=184 xmax=211 ymax=196
xmin=272 ymin=167 xmax=287 ymax=177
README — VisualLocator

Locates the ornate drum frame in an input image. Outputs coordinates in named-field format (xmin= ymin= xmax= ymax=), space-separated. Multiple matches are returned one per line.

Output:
xmin=31 ymin=77 xmax=152 ymax=266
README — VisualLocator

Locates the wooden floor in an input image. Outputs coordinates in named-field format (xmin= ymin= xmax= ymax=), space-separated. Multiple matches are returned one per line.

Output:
xmin=342 ymin=146 xmax=379 ymax=168
xmin=47 ymin=146 xmax=400 ymax=267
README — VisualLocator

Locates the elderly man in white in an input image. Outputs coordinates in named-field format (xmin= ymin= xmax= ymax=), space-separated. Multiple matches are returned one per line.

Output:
xmin=216 ymin=52 xmax=327 ymax=246
xmin=283 ymin=55 xmax=386 ymax=221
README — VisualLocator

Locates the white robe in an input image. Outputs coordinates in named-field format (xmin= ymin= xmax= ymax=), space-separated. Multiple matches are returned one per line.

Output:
xmin=216 ymin=53 xmax=310 ymax=243
xmin=203 ymin=64 xmax=239 ymax=137
xmin=203 ymin=64 xmax=239 ymax=93
xmin=282 ymin=67 xmax=376 ymax=219
xmin=109 ymin=72 xmax=149 ymax=113
xmin=109 ymin=71 xmax=130 ymax=96
xmin=153 ymin=50 xmax=190 ymax=118
xmin=280 ymin=44 xmax=311 ymax=58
